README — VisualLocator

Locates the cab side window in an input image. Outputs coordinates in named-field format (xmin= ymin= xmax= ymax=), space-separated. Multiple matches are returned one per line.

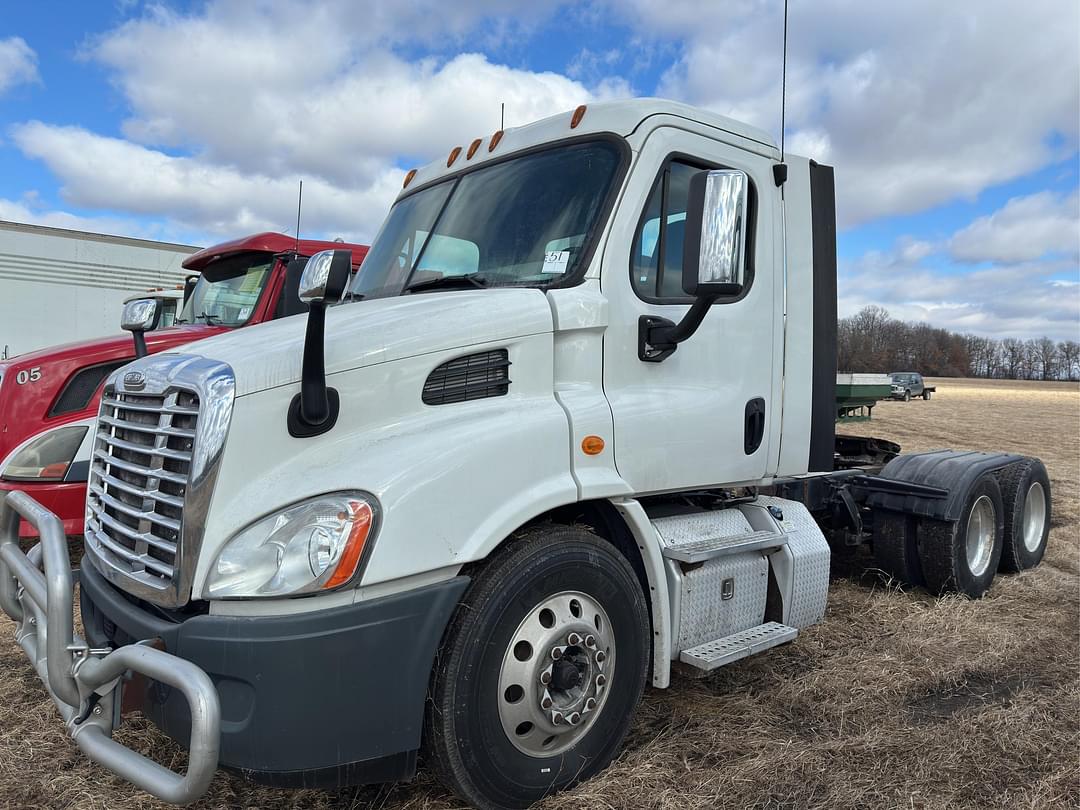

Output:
xmin=631 ymin=161 xmax=702 ymax=302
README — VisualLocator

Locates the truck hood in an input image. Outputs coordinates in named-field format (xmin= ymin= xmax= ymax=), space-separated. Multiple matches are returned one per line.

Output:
xmin=4 ymin=324 xmax=225 ymax=368
xmin=171 ymin=289 xmax=554 ymax=397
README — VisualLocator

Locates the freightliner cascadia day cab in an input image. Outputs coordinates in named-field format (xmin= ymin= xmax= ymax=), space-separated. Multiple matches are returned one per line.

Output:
xmin=0 ymin=100 xmax=1052 ymax=809
xmin=0 ymin=233 xmax=368 ymax=539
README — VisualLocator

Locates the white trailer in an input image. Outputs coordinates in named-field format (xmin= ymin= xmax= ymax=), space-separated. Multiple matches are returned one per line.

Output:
xmin=0 ymin=221 xmax=198 ymax=358
xmin=0 ymin=100 xmax=1052 ymax=809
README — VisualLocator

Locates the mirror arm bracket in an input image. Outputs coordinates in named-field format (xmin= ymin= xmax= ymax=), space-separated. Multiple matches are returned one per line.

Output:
xmin=638 ymin=293 xmax=719 ymax=363
xmin=132 ymin=331 xmax=148 ymax=359
xmin=287 ymin=302 xmax=340 ymax=437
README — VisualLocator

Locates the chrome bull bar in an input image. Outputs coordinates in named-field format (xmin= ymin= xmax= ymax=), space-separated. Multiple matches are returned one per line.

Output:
xmin=0 ymin=490 xmax=221 ymax=805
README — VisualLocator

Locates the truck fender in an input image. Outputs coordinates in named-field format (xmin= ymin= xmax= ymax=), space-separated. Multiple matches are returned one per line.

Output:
xmin=867 ymin=449 xmax=1026 ymax=522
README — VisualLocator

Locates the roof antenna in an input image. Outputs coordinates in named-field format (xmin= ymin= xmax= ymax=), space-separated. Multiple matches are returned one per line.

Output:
xmin=773 ymin=0 xmax=789 ymax=188
xmin=294 ymin=179 xmax=303 ymax=254
xmin=500 ymin=102 xmax=505 ymax=131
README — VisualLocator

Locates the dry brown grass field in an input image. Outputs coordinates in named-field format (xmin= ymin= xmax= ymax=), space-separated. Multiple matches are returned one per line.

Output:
xmin=1 ymin=377 xmax=1077 ymax=809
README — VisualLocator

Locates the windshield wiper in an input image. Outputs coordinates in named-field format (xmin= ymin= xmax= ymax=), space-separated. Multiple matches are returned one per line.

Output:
xmin=405 ymin=273 xmax=489 ymax=294
xmin=196 ymin=312 xmax=223 ymax=325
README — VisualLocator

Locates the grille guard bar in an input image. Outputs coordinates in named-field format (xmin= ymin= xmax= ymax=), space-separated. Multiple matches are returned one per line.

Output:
xmin=0 ymin=490 xmax=221 ymax=805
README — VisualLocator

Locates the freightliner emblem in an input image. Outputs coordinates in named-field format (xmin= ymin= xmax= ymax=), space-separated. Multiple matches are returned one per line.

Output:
xmin=123 ymin=371 xmax=146 ymax=391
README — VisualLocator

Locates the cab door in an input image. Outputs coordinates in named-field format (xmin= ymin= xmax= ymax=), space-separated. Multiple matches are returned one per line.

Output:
xmin=600 ymin=127 xmax=781 ymax=493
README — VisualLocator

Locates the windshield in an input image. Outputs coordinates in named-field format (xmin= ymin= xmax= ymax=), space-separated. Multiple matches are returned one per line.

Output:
xmin=891 ymin=374 xmax=916 ymax=383
xmin=350 ymin=140 xmax=623 ymax=299
xmin=176 ymin=252 xmax=273 ymax=327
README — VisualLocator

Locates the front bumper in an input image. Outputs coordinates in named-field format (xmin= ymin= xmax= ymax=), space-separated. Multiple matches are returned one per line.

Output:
xmin=0 ymin=480 xmax=86 ymax=538
xmin=1 ymin=490 xmax=469 ymax=803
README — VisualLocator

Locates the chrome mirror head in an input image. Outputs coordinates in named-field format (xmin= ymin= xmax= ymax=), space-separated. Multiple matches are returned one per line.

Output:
xmin=683 ymin=169 xmax=749 ymax=297
xmin=120 ymin=298 xmax=160 ymax=332
xmin=299 ymin=250 xmax=352 ymax=304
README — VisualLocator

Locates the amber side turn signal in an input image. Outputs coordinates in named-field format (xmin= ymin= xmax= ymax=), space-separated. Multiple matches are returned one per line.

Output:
xmin=581 ymin=435 xmax=605 ymax=455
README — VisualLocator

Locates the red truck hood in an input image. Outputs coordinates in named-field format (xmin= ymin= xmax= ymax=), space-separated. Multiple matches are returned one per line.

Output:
xmin=0 ymin=324 xmax=226 ymax=462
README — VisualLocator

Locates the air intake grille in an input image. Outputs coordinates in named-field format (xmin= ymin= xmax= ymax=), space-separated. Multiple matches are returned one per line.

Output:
xmin=85 ymin=387 xmax=199 ymax=590
xmin=49 ymin=360 xmax=128 ymax=417
xmin=423 ymin=350 xmax=511 ymax=405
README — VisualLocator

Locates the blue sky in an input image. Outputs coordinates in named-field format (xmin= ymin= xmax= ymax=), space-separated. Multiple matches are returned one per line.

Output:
xmin=1 ymin=0 xmax=1077 ymax=340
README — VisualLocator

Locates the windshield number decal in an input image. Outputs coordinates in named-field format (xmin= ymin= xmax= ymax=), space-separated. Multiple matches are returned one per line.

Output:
xmin=15 ymin=367 xmax=42 ymax=385
xmin=542 ymin=250 xmax=570 ymax=274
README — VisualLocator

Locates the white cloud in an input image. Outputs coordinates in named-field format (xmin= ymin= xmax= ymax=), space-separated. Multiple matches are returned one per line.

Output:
xmin=615 ymin=0 xmax=1080 ymax=227
xmin=10 ymin=122 xmax=401 ymax=241
xmin=0 ymin=37 xmax=39 ymax=94
xmin=7 ymin=1 xmax=611 ymax=242
xmin=949 ymin=190 xmax=1079 ymax=264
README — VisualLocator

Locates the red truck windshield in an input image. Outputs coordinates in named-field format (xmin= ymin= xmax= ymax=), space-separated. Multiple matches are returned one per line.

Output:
xmin=176 ymin=253 xmax=274 ymax=327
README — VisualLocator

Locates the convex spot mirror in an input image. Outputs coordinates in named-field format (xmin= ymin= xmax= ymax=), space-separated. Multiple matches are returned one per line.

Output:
xmin=120 ymin=298 xmax=160 ymax=332
xmin=683 ymin=169 xmax=749 ymax=298
xmin=299 ymin=249 xmax=352 ymax=304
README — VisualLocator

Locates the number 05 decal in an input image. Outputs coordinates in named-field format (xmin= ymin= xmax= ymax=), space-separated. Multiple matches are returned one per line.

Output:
xmin=15 ymin=367 xmax=42 ymax=385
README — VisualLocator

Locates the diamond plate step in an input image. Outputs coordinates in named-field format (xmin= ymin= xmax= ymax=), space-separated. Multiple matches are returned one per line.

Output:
xmin=661 ymin=529 xmax=788 ymax=563
xmin=679 ymin=622 xmax=798 ymax=671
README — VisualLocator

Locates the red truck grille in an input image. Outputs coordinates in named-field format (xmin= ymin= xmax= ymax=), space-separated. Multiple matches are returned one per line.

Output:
xmin=85 ymin=387 xmax=199 ymax=591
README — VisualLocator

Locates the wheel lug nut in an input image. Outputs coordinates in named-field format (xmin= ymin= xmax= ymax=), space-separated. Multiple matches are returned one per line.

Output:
xmin=551 ymin=646 xmax=564 ymax=660
xmin=595 ymin=650 xmax=606 ymax=664
xmin=596 ymin=674 xmax=607 ymax=688
xmin=541 ymin=695 xmax=553 ymax=710
xmin=584 ymin=634 xmax=596 ymax=649
xmin=540 ymin=669 xmax=552 ymax=685
xmin=552 ymin=711 xmax=564 ymax=725
xmin=567 ymin=632 xmax=581 ymax=646
xmin=585 ymin=697 xmax=597 ymax=712
xmin=568 ymin=712 xmax=581 ymax=726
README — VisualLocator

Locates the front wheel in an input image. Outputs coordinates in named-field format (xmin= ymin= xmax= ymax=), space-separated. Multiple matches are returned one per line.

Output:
xmin=904 ymin=389 xmax=912 ymax=402
xmin=425 ymin=525 xmax=650 ymax=809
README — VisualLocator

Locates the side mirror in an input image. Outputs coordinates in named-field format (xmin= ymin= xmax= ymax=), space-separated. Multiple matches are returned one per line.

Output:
xmin=120 ymin=298 xmax=160 ymax=359
xmin=288 ymin=250 xmax=353 ymax=437
xmin=638 ymin=168 xmax=750 ymax=363
xmin=299 ymin=249 xmax=352 ymax=304
xmin=683 ymin=169 xmax=749 ymax=297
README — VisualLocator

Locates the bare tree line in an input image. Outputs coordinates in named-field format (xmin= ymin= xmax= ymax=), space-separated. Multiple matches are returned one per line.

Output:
xmin=838 ymin=306 xmax=1080 ymax=381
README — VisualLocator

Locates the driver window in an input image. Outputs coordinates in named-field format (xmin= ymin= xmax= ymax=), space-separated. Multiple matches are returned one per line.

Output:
xmin=632 ymin=161 xmax=705 ymax=302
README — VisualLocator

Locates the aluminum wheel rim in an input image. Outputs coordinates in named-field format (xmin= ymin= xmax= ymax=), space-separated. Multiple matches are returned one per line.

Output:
xmin=965 ymin=494 xmax=995 ymax=577
xmin=497 ymin=590 xmax=615 ymax=757
xmin=1022 ymin=481 xmax=1047 ymax=552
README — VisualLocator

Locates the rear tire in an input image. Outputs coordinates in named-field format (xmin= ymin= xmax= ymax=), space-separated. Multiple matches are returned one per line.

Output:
xmin=872 ymin=511 xmax=925 ymax=587
xmin=425 ymin=525 xmax=650 ymax=809
xmin=996 ymin=459 xmax=1051 ymax=572
xmin=917 ymin=474 xmax=1004 ymax=598
xmin=922 ymin=390 xmax=931 ymax=400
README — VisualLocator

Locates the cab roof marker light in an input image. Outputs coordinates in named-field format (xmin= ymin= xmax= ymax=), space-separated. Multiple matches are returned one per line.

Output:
xmin=466 ymin=138 xmax=483 ymax=160
xmin=403 ymin=168 xmax=417 ymax=189
xmin=571 ymin=104 xmax=587 ymax=128
xmin=488 ymin=130 xmax=504 ymax=152
xmin=447 ymin=146 xmax=462 ymax=167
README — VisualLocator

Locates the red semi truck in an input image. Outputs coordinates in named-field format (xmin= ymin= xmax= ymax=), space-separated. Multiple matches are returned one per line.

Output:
xmin=0 ymin=233 xmax=368 ymax=537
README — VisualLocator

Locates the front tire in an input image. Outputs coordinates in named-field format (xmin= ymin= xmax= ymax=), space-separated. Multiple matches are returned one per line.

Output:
xmin=903 ymin=389 xmax=912 ymax=402
xmin=425 ymin=525 xmax=650 ymax=809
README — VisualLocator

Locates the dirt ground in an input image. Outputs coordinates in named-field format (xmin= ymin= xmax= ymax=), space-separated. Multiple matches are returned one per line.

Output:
xmin=1 ymin=377 xmax=1077 ymax=809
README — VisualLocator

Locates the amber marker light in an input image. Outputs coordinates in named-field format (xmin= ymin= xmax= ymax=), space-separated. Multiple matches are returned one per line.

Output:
xmin=582 ymin=435 xmax=605 ymax=455
xmin=323 ymin=500 xmax=375 ymax=589
xmin=403 ymin=168 xmax=417 ymax=188
xmin=489 ymin=129 xmax=504 ymax=151
xmin=571 ymin=104 xmax=587 ymax=128
xmin=447 ymin=146 xmax=462 ymax=167
xmin=467 ymin=138 xmax=483 ymax=159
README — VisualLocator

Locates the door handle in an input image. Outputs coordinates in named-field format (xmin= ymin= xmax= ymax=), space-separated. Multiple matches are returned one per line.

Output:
xmin=744 ymin=397 xmax=766 ymax=455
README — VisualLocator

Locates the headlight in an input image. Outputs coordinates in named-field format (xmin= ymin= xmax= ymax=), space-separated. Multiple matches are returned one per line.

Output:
xmin=1 ymin=425 xmax=88 ymax=481
xmin=205 ymin=492 xmax=379 ymax=599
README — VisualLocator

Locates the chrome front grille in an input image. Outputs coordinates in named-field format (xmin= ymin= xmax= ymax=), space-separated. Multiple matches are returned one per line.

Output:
xmin=86 ymin=387 xmax=200 ymax=592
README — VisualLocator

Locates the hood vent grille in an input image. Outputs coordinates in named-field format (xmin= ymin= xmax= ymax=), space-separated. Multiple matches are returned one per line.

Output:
xmin=423 ymin=350 xmax=511 ymax=405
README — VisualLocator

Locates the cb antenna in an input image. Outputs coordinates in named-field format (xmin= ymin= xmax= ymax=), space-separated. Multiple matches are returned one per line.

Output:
xmin=500 ymin=102 xmax=505 ymax=130
xmin=773 ymin=0 xmax=790 ymax=187
xmin=294 ymin=179 xmax=303 ymax=254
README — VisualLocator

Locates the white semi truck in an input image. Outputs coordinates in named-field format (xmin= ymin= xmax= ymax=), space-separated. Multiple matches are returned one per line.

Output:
xmin=0 ymin=100 xmax=1052 ymax=809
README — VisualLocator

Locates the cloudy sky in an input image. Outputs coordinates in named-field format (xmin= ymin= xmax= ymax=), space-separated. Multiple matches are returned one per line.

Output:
xmin=1 ymin=1 xmax=1077 ymax=340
